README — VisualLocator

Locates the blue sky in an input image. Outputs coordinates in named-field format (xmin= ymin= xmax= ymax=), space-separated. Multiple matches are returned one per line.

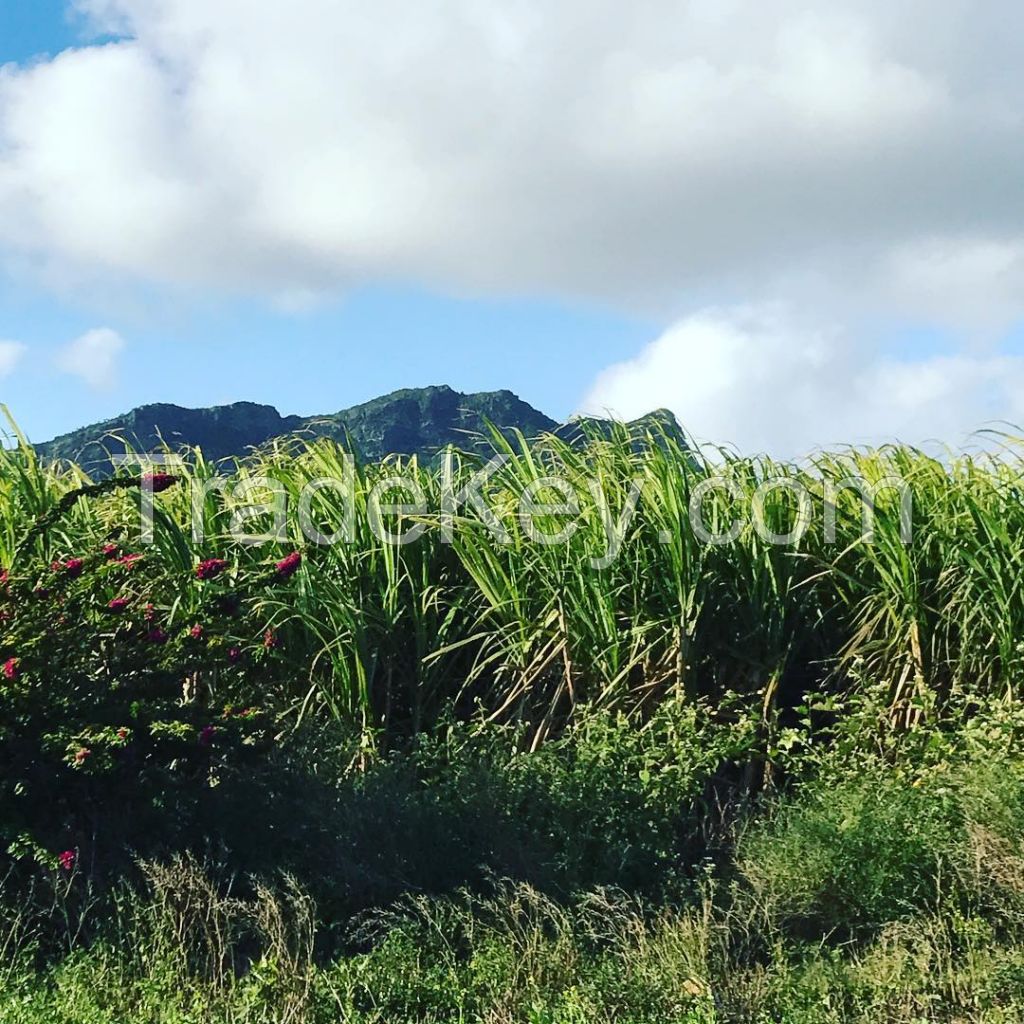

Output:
xmin=2 ymin=1 xmax=1024 ymax=455
xmin=1 ymin=277 xmax=654 ymax=441
xmin=0 ymin=3 xmax=654 ymax=443
xmin=1 ymin=0 xmax=80 ymax=62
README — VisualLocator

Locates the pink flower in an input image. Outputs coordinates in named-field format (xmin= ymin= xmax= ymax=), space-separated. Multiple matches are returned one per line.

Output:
xmin=196 ymin=558 xmax=229 ymax=581
xmin=227 ymin=647 xmax=242 ymax=664
xmin=263 ymin=629 xmax=279 ymax=650
xmin=275 ymin=551 xmax=302 ymax=580
xmin=54 ymin=558 xmax=84 ymax=579
xmin=58 ymin=850 xmax=76 ymax=872
xmin=198 ymin=725 xmax=217 ymax=747
xmin=189 ymin=623 xmax=204 ymax=640
xmin=102 ymin=543 xmax=120 ymax=559
xmin=2 ymin=657 xmax=18 ymax=681
xmin=107 ymin=597 xmax=130 ymax=614
xmin=146 ymin=627 xmax=168 ymax=645
xmin=118 ymin=553 xmax=144 ymax=570
xmin=74 ymin=747 xmax=91 ymax=765
xmin=141 ymin=472 xmax=178 ymax=494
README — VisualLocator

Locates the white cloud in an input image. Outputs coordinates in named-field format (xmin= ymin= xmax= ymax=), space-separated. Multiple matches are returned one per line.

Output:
xmin=54 ymin=327 xmax=125 ymax=390
xmin=0 ymin=340 xmax=25 ymax=378
xmin=0 ymin=1 xmax=1019 ymax=325
xmin=579 ymin=308 xmax=1024 ymax=457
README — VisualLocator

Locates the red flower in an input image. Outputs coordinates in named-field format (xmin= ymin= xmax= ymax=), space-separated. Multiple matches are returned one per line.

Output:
xmin=147 ymin=627 xmax=168 ymax=645
xmin=107 ymin=597 xmax=130 ymax=614
xmin=118 ymin=553 xmax=144 ymax=569
xmin=117 ymin=728 xmax=129 ymax=741
xmin=144 ymin=603 xmax=156 ymax=622
xmin=227 ymin=647 xmax=242 ymax=664
xmin=196 ymin=558 xmax=229 ymax=581
xmin=54 ymin=558 xmax=84 ymax=579
xmin=58 ymin=850 xmax=76 ymax=871
xmin=74 ymin=747 xmax=91 ymax=765
xmin=141 ymin=472 xmax=178 ymax=494
xmin=198 ymin=725 xmax=217 ymax=747
xmin=2 ymin=657 xmax=18 ymax=681
xmin=263 ymin=629 xmax=279 ymax=650
xmin=102 ymin=543 xmax=120 ymax=559
xmin=189 ymin=623 xmax=204 ymax=640
xmin=275 ymin=551 xmax=302 ymax=580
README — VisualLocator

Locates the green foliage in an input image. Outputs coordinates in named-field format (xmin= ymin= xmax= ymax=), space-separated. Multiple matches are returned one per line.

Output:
xmin=7 ymin=419 xmax=1024 ymax=1019
xmin=33 ymin=386 xmax=567 ymax=468
xmin=737 ymin=767 xmax=961 ymax=940
xmin=12 ymin=415 xmax=1024 ymax=746
xmin=0 ymin=521 xmax=291 ymax=874
xmin=401 ymin=699 xmax=758 ymax=894
xmin=4 ymin=700 xmax=1024 ymax=1021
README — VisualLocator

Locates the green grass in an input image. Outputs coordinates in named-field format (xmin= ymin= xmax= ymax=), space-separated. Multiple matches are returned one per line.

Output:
xmin=5 ymin=421 xmax=1024 ymax=1019
xmin=4 ymin=696 xmax=1024 ymax=1023
xmin=6 ymin=420 xmax=1024 ymax=739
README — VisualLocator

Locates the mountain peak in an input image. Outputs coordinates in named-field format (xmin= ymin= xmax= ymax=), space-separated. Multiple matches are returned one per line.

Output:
xmin=35 ymin=386 xmax=680 ymax=467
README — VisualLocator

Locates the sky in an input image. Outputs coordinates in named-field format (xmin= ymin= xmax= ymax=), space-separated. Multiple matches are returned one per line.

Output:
xmin=1 ymin=1 xmax=1024 ymax=456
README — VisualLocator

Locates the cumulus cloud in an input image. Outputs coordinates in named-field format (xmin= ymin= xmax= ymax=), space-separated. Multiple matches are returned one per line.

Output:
xmin=0 ymin=340 xmax=25 ymax=378
xmin=54 ymin=327 xmax=125 ymax=390
xmin=579 ymin=308 xmax=1024 ymax=457
xmin=0 ymin=0 xmax=1020 ymax=324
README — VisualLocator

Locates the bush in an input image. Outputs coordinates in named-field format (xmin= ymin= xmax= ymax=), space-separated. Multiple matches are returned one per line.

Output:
xmin=401 ymin=699 xmax=758 ymax=894
xmin=736 ymin=765 xmax=962 ymax=941
xmin=0 ymin=534 xmax=296 ymax=878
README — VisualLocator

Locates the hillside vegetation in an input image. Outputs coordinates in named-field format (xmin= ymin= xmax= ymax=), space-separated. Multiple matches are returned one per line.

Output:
xmin=32 ymin=384 xmax=682 ymax=468
xmin=2 ymin=417 xmax=1024 ymax=1021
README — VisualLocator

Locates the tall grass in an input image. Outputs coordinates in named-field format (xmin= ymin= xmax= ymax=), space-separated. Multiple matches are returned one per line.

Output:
xmin=6 ymin=418 xmax=1024 ymax=744
xmin=9 ymin=697 xmax=1024 ymax=1023
xmin=9 ymin=418 xmax=1024 ymax=1020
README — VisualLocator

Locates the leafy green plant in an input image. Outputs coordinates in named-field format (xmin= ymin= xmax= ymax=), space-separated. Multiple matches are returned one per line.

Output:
xmin=0 ymin=484 xmax=301 ymax=874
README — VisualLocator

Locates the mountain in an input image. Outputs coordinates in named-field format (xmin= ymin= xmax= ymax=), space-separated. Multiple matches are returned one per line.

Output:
xmin=34 ymin=385 xmax=683 ymax=467
xmin=302 ymin=386 xmax=559 ymax=461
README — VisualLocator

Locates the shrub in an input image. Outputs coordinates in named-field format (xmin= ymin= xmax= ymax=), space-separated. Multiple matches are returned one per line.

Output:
xmin=736 ymin=763 xmax=962 ymax=942
xmin=0 ymin=540 xmax=297 ymax=878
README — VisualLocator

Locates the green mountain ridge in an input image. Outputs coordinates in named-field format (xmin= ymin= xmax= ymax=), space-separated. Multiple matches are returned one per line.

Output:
xmin=34 ymin=385 xmax=684 ymax=467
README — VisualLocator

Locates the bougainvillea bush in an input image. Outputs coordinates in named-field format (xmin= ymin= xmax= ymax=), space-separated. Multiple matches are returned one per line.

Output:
xmin=0 ymin=483 xmax=305 ymax=879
